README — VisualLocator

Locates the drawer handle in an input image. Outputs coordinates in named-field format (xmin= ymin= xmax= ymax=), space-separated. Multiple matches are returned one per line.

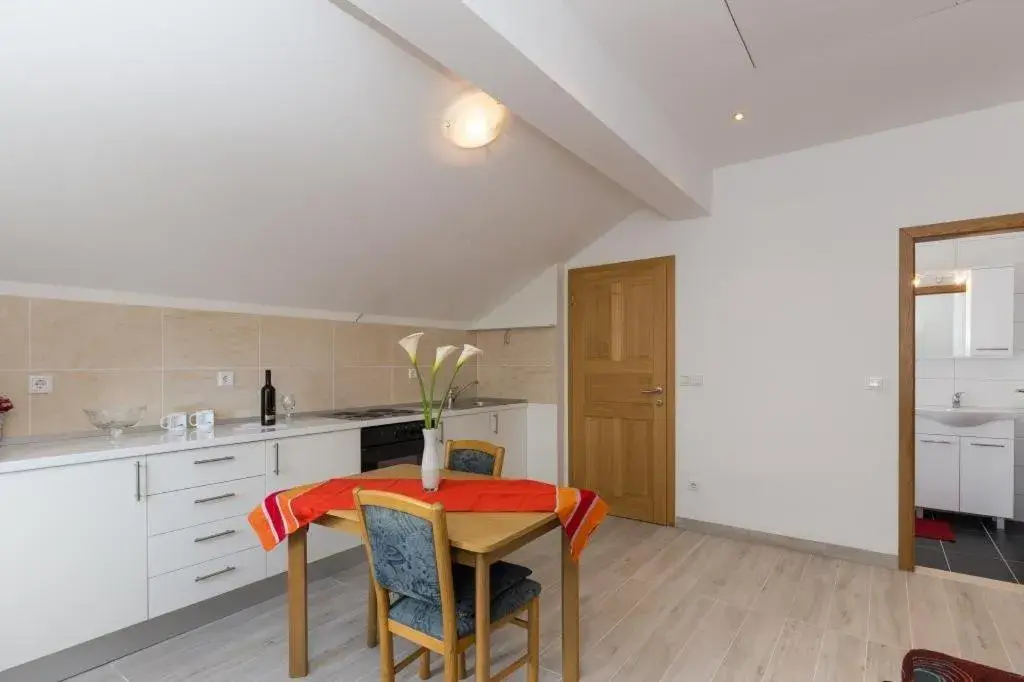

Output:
xmin=194 ymin=566 xmax=236 ymax=582
xmin=976 ymin=347 xmax=1010 ymax=351
xmin=193 ymin=455 xmax=236 ymax=465
xmin=194 ymin=529 xmax=237 ymax=543
xmin=919 ymin=439 xmax=953 ymax=445
xmin=194 ymin=492 xmax=236 ymax=504
xmin=970 ymin=442 xmax=1007 ymax=448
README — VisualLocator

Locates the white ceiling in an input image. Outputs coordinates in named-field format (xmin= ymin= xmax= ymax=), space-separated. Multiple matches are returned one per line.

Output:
xmin=564 ymin=0 xmax=1024 ymax=166
xmin=0 ymin=0 xmax=637 ymax=322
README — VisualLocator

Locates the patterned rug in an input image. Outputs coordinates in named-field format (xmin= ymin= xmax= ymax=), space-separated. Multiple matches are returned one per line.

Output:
xmin=903 ymin=650 xmax=1024 ymax=681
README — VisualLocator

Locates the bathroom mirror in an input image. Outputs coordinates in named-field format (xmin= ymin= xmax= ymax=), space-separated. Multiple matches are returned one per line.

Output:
xmin=915 ymin=292 xmax=966 ymax=358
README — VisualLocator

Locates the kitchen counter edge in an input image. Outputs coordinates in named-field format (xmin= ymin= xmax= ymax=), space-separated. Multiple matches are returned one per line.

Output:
xmin=0 ymin=402 xmax=528 ymax=475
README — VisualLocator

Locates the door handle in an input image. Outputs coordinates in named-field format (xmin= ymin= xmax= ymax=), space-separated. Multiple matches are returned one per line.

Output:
xmin=976 ymin=347 xmax=1010 ymax=351
xmin=970 ymin=442 xmax=1007 ymax=448
xmin=273 ymin=442 xmax=280 ymax=475
xmin=640 ymin=386 xmax=664 ymax=395
xmin=194 ymin=566 xmax=236 ymax=582
xmin=134 ymin=461 xmax=142 ymax=501
xmin=194 ymin=529 xmax=237 ymax=543
xmin=492 ymin=412 xmax=499 ymax=435
xmin=193 ymin=455 xmax=235 ymax=465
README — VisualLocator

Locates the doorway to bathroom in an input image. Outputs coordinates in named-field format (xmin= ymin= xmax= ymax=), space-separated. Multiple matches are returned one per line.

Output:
xmin=899 ymin=212 xmax=1024 ymax=585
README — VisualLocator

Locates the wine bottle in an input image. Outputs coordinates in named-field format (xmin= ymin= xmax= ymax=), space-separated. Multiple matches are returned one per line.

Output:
xmin=261 ymin=369 xmax=276 ymax=426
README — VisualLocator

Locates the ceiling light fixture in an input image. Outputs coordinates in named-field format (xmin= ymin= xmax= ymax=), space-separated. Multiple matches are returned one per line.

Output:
xmin=442 ymin=90 xmax=508 ymax=149
xmin=732 ymin=112 xmax=745 ymax=122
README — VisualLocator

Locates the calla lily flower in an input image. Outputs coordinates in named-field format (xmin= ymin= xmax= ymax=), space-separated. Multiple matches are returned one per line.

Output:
xmin=433 ymin=345 xmax=459 ymax=373
xmin=455 ymin=344 xmax=483 ymax=368
xmin=398 ymin=332 xmax=424 ymax=363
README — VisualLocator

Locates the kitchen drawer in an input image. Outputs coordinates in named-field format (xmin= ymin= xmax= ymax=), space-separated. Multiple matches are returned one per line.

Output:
xmin=148 ymin=514 xmax=258 ymax=577
xmin=148 ymin=547 xmax=266 ymax=618
xmin=147 ymin=443 xmax=265 ymax=495
xmin=148 ymin=476 xmax=265 ymax=536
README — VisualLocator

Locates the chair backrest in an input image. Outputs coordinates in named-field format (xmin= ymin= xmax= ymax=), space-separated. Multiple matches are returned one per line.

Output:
xmin=353 ymin=490 xmax=457 ymax=624
xmin=444 ymin=439 xmax=505 ymax=477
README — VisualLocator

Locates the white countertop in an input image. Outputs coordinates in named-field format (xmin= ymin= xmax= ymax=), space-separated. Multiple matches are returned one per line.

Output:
xmin=0 ymin=402 xmax=527 ymax=475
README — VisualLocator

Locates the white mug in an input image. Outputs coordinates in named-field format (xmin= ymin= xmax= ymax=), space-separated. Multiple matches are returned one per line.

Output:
xmin=188 ymin=409 xmax=216 ymax=431
xmin=159 ymin=412 xmax=188 ymax=431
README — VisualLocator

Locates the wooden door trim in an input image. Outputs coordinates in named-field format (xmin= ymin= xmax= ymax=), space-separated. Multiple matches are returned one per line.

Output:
xmin=898 ymin=212 xmax=1024 ymax=570
xmin=915 ymin=283 xmax=966 ymax=296
xmin=567 ymin=255 xmax=676 ymax=525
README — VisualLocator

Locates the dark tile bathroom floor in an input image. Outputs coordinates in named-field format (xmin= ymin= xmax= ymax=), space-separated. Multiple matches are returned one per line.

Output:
xmin=916 ymin=510 xmax=1024 ymax=584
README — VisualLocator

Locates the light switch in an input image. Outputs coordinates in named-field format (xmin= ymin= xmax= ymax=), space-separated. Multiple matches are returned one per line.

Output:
xmin=679 ymin=375 xmax=704 ymax=387
xmin=865 ymin=377 xmax=884 ymax=391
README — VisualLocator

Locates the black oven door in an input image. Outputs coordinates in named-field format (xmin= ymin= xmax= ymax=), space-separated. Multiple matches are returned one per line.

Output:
xmin=361 ymin=441 xmax=423 ymax=472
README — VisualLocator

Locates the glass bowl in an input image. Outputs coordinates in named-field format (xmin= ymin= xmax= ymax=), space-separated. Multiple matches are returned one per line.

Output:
xmin=83 ymin=406 xmax=147 ymax=439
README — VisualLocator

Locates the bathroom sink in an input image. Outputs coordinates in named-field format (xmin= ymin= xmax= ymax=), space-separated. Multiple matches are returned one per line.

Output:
xmin=916 ymin=407 xmax=1014 ymax=428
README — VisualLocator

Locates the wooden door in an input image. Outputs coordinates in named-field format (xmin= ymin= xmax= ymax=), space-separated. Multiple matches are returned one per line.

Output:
xmin=569 ymin=257 xmax=674 ymax=524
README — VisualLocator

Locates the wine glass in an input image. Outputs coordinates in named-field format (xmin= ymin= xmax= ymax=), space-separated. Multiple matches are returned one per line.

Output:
xmin=282 ymin=394 xmax=297 ymax=420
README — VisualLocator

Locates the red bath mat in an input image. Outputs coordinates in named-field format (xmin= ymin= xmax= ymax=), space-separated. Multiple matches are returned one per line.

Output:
xmin=916 ymin=517 xmax=955 ymax=542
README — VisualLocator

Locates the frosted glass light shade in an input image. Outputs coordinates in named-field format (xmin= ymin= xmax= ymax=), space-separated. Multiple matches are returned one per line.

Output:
xmin=442 ymin=90 xmax=508 ymax=149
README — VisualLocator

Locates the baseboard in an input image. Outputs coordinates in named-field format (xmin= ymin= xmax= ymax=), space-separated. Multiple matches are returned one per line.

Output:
xmin=676 ymin=517 xmax=898 ymax=569
xmin=1 ymin=547 xmax=366 ymax=682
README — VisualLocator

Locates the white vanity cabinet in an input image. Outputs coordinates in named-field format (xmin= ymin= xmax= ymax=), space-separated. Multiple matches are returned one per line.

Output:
xmin=265 ymin=430 xmax=362 ymax=575
xmin=441 ymin=406 xmax=527 ymax=478
xmin=915 ymin=415 xmax=1015 ymax=521
xmin=960 ymin=437 xmax=1014 ymax=519
xmin=915 ymin=434 xmax=960 ymax=512
xmin=0 ymin=457 xmax=149 ymax=671
xmin=966 ymin=266 xmax=1015 ymax=357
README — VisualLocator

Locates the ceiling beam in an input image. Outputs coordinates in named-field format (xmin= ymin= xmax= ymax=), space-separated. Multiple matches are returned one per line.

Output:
xmin=331 ymin=0 xmax=712 ymax=219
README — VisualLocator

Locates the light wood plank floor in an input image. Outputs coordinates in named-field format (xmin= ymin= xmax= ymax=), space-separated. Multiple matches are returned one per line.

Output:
xmin=70 ymin=517 xmax=1024 ymax=682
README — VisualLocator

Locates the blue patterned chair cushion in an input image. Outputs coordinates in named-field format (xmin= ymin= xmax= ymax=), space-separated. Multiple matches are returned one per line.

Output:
xmin=362 ymin=505 xmax=441 ymax=605
xmin=451 ymin=561 xmax=532 ymax=617
xmin=449 ymin=448 xmax=497 ymax=476
xmin=389 ymin=578 xmax=541 ymax=639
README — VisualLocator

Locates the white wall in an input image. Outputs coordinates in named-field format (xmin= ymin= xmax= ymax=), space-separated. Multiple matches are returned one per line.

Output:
xmin=472 ymin=266 xmax=558 ymax=330
xmin=568 ymin=99 xmax=1024 ymax=556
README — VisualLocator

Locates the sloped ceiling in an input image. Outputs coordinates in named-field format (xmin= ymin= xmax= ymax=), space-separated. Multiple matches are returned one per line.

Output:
xmin=0 ymin=0 xmax=638 ymax=322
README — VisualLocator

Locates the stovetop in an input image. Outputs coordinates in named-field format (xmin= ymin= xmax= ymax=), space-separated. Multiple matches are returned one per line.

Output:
xmin=328 ymin=407 xmax=419 ymax=420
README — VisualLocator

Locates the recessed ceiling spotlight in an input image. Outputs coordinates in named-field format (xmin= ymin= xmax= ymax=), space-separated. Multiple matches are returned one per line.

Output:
xmin=732 ymin=112 xmax=745 ymax=122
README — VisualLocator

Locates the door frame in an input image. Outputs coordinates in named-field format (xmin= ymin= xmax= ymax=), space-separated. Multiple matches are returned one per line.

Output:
xmin=898 ymin=212 xmax=1024 ymax=570
xmin=567 ymin=255 xmax=676 ymax=525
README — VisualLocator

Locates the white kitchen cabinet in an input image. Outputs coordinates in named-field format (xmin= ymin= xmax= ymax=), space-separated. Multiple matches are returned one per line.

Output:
xmin=960 ymin=437 xmax=1014 ymax=518
xmin=966 ymin=266 xmax=1015 ymax=357
xmin=915 ymin=435 xmax=960 ymax=512
xmin=266 ymin=431 xmax=362 ymax=575
xmin=441 ymin=408 xmax=527 ymax=478
xmin=0 ymin=457 xmax=148 ymax=671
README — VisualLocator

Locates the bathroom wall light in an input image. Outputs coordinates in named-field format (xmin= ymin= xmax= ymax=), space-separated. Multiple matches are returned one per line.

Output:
xmin=442 ymin=90 xmax=508 ymax=149
xmin=912 ymin=274 xmax=922 ymax=287
xmin=953 ymin=271 xmax=967 ymax=285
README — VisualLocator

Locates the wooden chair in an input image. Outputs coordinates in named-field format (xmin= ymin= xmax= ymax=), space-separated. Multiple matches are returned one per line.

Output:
xmin=444 ymin=440 xmax=505 ymax=478
xmin=354 ymin=488 xmax=540 ymax=682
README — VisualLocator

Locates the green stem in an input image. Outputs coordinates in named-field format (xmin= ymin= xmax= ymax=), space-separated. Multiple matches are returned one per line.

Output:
xmin=411 ymin=359 xmax=430 ymax=428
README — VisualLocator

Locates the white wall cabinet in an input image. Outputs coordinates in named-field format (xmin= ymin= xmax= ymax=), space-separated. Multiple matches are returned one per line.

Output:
xmin=266 ymin=430 xmax=362 ymax=575
xmin=960 ymin=437 xmax=1014 ymax=519
xmin=442 ymin=407 xmax=527 ymax=478
xmin=0 ymin=457 xmax=149 ymax=671
xmin=966 ymin=266 xmax=1015 ymax=357
xmin=915 ymin=435 xmax=960 ymax=512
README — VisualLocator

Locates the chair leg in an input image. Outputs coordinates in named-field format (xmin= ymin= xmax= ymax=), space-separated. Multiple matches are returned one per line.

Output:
xmin=443 ymin=652 xmax=459 ymax=682
xmin=379 ymin=630 xmax=395 ymax=682
xmin=458 ymin=651 xmax=467 ymax=679
xmin=419 ymin=649 xmax=431 ymax=680
xmin=527 ymin=599 xmax=540 ymax=682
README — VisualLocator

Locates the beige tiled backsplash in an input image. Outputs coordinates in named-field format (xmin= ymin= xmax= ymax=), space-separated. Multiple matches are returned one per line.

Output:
xmin=475 ymin=328 xmax=557 ymax=404
xmin=0 ymin=296 xmax=488 ymax=438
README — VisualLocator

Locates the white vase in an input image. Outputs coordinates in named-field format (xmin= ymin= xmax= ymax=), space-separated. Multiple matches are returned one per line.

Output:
xmin=421 ymin=427 xmax=441 ymax=491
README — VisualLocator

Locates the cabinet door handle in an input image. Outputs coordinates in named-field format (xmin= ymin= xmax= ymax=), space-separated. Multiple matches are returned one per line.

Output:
xmin=193 ymin=455 xmax=236 ymax=465
xmin=194 ymin=492 xmax=236 ymax=504
xmin=194 ymin=529 xmax=237 ymax=543
xmin=194 ymin=565 xmax=236 ymax=582
xmin=134 ymin=461 xmax=142 ymax=501
xmin=273 ymin=442 xmax=280 ymax=476
xmin=970 ymin=442 xmax=1007 ymax=448
xmin=976 ymin=347 xmax=1010 ymax=351
xmin=919 ymin=439 xmax=953 ymax=445
xmin=492 ymin=412 xmax=499 ymax=435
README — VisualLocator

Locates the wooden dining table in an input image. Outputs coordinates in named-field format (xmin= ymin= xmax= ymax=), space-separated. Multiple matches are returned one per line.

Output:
xmin=286 ymin=464 xmax=581 ymax=681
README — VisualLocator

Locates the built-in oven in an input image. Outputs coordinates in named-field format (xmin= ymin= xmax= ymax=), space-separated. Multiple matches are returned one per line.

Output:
xmin=360 ymin=420 xmax=424 ymax=472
